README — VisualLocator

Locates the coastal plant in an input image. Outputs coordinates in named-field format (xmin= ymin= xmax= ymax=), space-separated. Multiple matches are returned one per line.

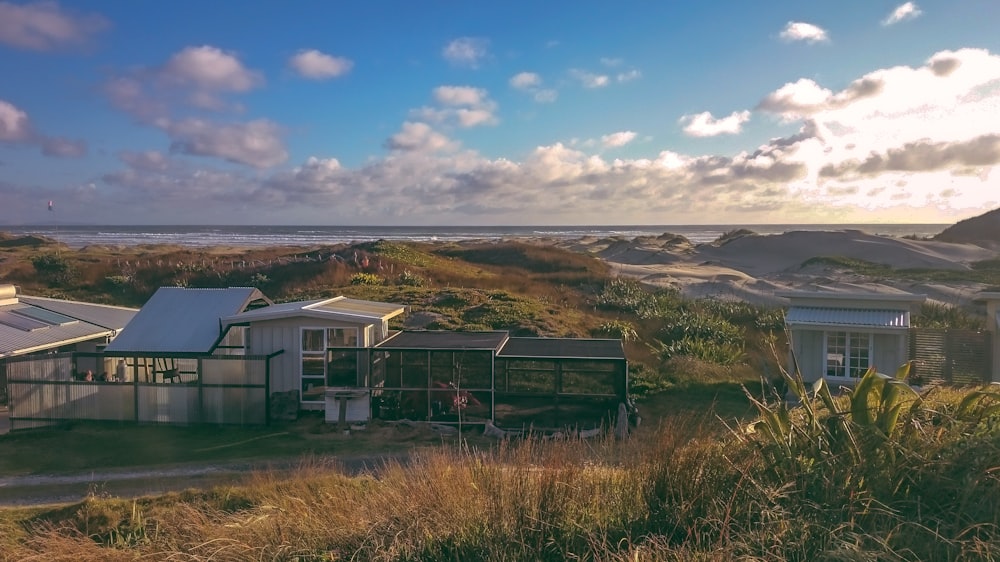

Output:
xmin=31 ymin=253 xmax=77 ymax=285
xmin=914 ymin=301 xmax=985 ymax=330
xmin=594 ymin=277 xmax=678 ymax=318
xmin=593 ymin=320 xmax=638 ymax=342
xmin=660 ymin=336 xmax=744 ymax=365
xmin=349 ymin=272 xmax=384 ymax=286
xmin=397 ymin=269 xmax=426 ymax=287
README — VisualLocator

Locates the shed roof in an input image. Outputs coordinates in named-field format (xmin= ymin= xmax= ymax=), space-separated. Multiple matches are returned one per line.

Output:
xmin=785 ymin=306 xmax=910 ymax=328
xmin=498 ymin=337 xmax=626 ymax=360
xmin=223 ymin=296 xmax=404 ymax=326
xmin=376 ymin=330 xmax=509 ymax=350
xmin=105 ymin=287 xmax=269 ymax=355
xmin=0 ymin=297 xmax=137 ymax=358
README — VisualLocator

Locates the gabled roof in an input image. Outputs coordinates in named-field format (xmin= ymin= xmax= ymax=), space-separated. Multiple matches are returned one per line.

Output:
xmin=498 ymin=337 xmax=626 ymax=360
xmin=222 ymin=296 xmax=405 ymax=327
xmin=785 ymin=306 xmax=910 ymax=329
xmin=0 ymin=296 xmax=137 ymax=358
xmin=105 ymin=287 xmax=269 ymax=355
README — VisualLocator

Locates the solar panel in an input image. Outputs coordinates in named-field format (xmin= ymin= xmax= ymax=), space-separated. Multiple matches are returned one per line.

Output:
xmin=0 ymin=310 xmax=49 ymax=331
xmin=11 ymin=306 xmax=78 ymax=326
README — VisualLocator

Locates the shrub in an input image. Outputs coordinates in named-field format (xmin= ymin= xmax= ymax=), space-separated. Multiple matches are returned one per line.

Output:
xmin=31 ymin=253 xmax=77 ymax=285
xmin=660 ymin=336 xmax=744 ymax=365
xmin=350 ymin=272 xmax=384 ymax=286
xmin=397 ymin=270 xmax=426 ymax=287
xmin=592 ymin=320 xmax=638 ymax=342
xmin=594 ymin=277 xmax=678 ymax=318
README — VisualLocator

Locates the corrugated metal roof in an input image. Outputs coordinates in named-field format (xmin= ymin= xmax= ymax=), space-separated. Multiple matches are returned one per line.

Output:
xmin=223 ymin=296 xmax=404 ymax=326
xmin=18 ymin=295 xmax=137 ymax=330
xmin=498 ymin=337 xmax=626 ymax=360
xmin=785 ymin=306 xmax=910 ymax=328
xmin=0 ymin=295 xmax=136 ymax=358
xmin=105 ymin=287 xmax=266 ymax=354
xmin=376 ymin=331 xmax=509 ymax=350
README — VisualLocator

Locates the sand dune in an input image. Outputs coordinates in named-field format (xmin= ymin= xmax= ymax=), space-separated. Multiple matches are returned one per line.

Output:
xmin=558 ymin=229 xmax=999 ymax=308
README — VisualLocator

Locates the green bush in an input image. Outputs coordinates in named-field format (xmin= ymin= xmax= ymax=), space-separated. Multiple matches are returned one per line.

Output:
xmin=350 ymin=272 xmax=384 ymax=286
xmin=592 ymin=320 xmax=638 ymax=342
xmin=31 ymin=253 xmax=77 ymax=285
xmin=397 ymin=270 xmax=426 ymax=287
xmin=594 ymin=277 xmax=678 ymax=318
xmin=660 ymin=336 xmax=744 ymax=365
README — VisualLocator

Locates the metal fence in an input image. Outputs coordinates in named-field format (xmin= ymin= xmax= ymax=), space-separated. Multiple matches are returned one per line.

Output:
xmin=909 ymin=328 xmax=992 ymax=385
xmin=5 ymin=352 xmax=273 ymax=431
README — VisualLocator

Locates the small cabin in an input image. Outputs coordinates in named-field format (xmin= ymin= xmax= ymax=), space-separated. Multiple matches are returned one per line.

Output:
xmin=783 ymin=291 xmax=926 ymax=385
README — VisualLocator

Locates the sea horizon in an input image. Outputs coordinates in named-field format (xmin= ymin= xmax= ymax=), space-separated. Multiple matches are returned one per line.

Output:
xmin=1 ymin=223 xmax=950 ymax=249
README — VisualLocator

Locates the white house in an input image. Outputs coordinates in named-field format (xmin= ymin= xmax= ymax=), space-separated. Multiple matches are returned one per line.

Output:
xmin=782 ymin=291 xmax=926 ymax=385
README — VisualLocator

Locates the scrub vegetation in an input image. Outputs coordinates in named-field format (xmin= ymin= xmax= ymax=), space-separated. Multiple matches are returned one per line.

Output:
xmin=2 ymin=233 xmax=999 ymax=559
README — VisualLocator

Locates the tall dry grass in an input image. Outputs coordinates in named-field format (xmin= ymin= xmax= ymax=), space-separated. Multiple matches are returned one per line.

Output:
xmin=4 ymin=384 xmax=1000 ymax=561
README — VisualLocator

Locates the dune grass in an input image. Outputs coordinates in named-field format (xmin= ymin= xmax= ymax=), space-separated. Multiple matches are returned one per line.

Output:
xmin=2 ymin=378 xmax=999 ymax=561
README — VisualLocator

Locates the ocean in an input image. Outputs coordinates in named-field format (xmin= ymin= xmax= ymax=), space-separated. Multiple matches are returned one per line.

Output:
xmin=1 ymin=224 xmax=949 ymax=249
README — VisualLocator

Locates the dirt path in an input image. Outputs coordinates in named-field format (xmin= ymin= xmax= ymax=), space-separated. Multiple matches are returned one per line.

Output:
xmin=0 ymin=454 xmax=408 ymax=507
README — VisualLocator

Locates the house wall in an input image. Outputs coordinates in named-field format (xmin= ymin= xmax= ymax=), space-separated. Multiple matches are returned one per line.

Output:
xmin=790 ymin=327 xmax=907 ymax=384
xmin=245 ymin=317 xmax=374 ymax=396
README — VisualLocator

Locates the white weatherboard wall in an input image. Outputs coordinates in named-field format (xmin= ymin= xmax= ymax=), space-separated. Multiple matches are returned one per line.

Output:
xmin=243 ymin=316 xmax=375 ymax=398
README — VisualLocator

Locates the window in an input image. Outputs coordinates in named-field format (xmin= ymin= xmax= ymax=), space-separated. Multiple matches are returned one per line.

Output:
xmin=301 ymin=327 xmax=359 ymax=402
xmin=826 ymin=331 xmax=871 ymax=379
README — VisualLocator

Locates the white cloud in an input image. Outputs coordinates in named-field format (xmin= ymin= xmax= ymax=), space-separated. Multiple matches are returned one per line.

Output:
xmin=106 ymin=45 xmax=264 ymax=119
xmin=509 ymin=72 xmax=557 ymax=103
xmin=680 ymin=110 xmax=752 ymax=137
xmin=0 ymin=99 xmax=32 ymax=142
xmin=0 ymin=0 xmax=109 ymax=51
xmin=289 ymin=49 xmax=353 ymax=80
xmin=779 ymin=21 xmax=829 ymax=43
xmin=434 ymin=85 xmax=487 ymax=107
xmin=0 ymin=98 xmax=86 ymax=157
xmin=599 ymin=57 xmax=623 ymax=67
xmin=442 ymin=37 xmax=489 ymax=68
xmin=509 ymin=72 xmax=541 ymax=90
xmin=883 ymin=2 xmax=922 ymax=26
xmin=570 ymin=69 xmax=610 ymax=88
xmin=617 ymin=69 xmax=641 ymax=83
xmin=413 ymin=86 xmax=498 ymax=128
xmin=385 ymin=122 xmax=455 ymax=153
xmin=601 ymin=131 xmax=637 ymax=148
xmin=163 ymin=118 xmax=287 ymax=168
xmin=163 ymin=45 xmax=262 ymax=93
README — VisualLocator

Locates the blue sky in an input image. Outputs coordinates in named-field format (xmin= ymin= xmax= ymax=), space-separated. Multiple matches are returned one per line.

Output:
xmin=1 ymin=0 xmax=999 ymax=226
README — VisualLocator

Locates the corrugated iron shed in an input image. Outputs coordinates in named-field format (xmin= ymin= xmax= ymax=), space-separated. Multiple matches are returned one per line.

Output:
xmin=785 ymin=306 xmax=910 ymax=328
xmin=105 ymin=287 xmax=268 ymax=354
xmin=498 ymin=337 xmax=626 ymax=360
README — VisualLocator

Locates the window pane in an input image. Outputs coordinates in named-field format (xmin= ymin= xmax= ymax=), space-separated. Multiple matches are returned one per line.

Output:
xmin=328 ymin=328 xmax=358 ymax=347
xmin=849 ymin=333 xmax=871 ymax=378
xmin=302 ymin=329 xmax=324 ymax=351
xmin=302 ymin=355 xmax=324 ymax=376
xmin=826 ymin=332 xmax=846 ymax=378
xmin=327 ymin=350 xmax=360 ymax=387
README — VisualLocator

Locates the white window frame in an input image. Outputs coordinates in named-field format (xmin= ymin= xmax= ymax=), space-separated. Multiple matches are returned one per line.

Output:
xmin=300 ymin=326 xmax=359 ymax=403
xmin=824 ymin=330 xmax=873 ymax=380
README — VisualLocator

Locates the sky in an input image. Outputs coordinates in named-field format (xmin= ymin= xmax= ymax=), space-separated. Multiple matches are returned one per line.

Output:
xmin=1 ymin=1 xmax=999 ymax=226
